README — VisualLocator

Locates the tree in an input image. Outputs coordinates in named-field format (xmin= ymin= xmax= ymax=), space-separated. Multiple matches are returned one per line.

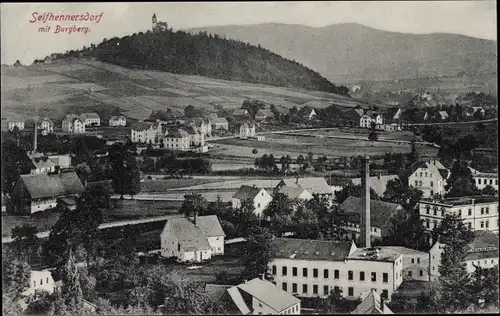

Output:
xmin=233 ymin=197 xmax=259 ymax=236
xmin=2 ymin=257 xmax=31 ymax=297
xmin=179 ymin=193 xmax=207 ymax=218
xmin=10 ymin=224 xmax=40 ymax=265
xmin=108 ymin=142 xmax=142 ymax=199
xmin=335 ymin=182 xmax=379 ymax=204
xmin=382 ymin=178 xmax=423 ymax=211
xmin=296 ymin=155 xmax=305 ymax=165
xmin=368 ymin=130 xmax=378 ymax=141
xmin=468 ymin=265 xmax=499 ymax=310
xmin=444 ymin=160 xmax=480 ymax=197
xmin=74 ymin=162 xmax=91 ymax=186
xmin=242 ymin=229 xmax=275 ymax=280
xmin=433 ymin=213 xmax=475 ymax=312
xmin=263 ymin=192 xmax=295 ymax=236
xmin=61 ymin=252 xmax=84 ymax=310
xmin=252 ymin=148 xmax=258 ymax=154
xmin=319 ymin=288 xmax=360 ymax=314
xmin=382 ymin=207 xmax=427 ymax=251
xmin=1 ymin=140 xmax=33 ymax=195
xmin=481 ymin=185 xmax=498 ymax=196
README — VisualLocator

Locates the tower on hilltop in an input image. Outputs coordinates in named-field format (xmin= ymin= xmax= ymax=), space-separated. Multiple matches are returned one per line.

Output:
xmin=152 ymin=14 xmax=169 ymax=33
xmin=152 ymin=14 xmax=157 ymax=30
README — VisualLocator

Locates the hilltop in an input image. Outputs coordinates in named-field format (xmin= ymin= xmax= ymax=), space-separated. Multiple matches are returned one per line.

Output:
xmin=186 ymin=23 xmax=497 ymax=83
xmin=1 ymin=59 xmax=379 ymax=124
xmin=46 ymin=28 xmax=349 ymax=95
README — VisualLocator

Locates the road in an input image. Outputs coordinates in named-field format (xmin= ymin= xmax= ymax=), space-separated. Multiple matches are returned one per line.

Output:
xmin=111 ymin=192 xmax=235 ymax=202
xmin=407 ymin=118 xmax=497 ymax=126
xmin=2 ymin=214 xmax=182 ymax=244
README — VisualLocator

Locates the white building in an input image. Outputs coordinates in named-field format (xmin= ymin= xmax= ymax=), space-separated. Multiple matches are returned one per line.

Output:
xmin=227 ymin=277 xmax=301 ymax=315
xmin=429 ymin=230 xmax=499 ymax=282
xmin=232 ymin=185 xmax=273 ymax=218
xmin=239 ymin=123 xmax=256 ymax=139
xmin=29 ymin=155 xmax=57 ymax=175
xmin=61 ymin=115 xmax=85 ymax=133
xmin=187 ymin=118 xmax=212 ymax=138
xmin=8 ymin=120 xmax=25 ymax=131
xmin=307 ymin=108 xmax=317 ymax=120
xmin=212 ymin=117 xmax=229 ymax=130
xmin=268 ymin=238 xmax=416 ymax=302
xmin=48 ymin=155 xmax=72 ymax=169
xmin=360 ymin=112 xmax=384 ymax=129
xmin=277 ymin=186 xmax=313 ymax=202
xmin=408 ymin=159 xmax=449 ymax=198
xmin=419 ymin=196 xmax=499 ymax=233
xmin=469 ymin=167 xmax=498 ymax=191
xmin=130 ymin=122 xmax=157 ymax=144
xmin=22 ymin=270 xmax=55 ymax=296
xmin=160 ymin=215 xmax=225 ymax=262
xmin=360 ymin=114 xmax=373 ymax=129
xmin=163 ymin=129 xmax=191 ymax=151
xmin=79 ymin=113 xmax=100 ymax=126
xmin=37 ymin=118 xmax=54 ymax=134
xmin=108 ymin=116 xmax=127 ymax=126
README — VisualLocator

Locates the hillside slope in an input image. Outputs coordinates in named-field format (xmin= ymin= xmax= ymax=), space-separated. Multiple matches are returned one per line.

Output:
xmin=186 ymin=23 xmax=497 ymax=83
xmin=51 ymin=29 xmax=349 ymax=95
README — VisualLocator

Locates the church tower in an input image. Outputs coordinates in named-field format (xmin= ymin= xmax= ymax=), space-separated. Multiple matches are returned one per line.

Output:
xmin=152 ymin=14 xmax=157 ymax=31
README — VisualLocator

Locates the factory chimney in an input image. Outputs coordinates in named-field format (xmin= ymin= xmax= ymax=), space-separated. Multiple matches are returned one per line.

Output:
xmin=33 ymin=119 xmax=38 ymax=154
xmin=360 ymin=155 xmax=371 ymax=248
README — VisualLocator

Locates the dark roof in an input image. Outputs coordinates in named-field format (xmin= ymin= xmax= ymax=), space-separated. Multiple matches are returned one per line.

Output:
xmin=18 ymin=172 xmax=84 ymax=199
xmin=205 ymin=284 xmax=232 ymax=302
xmin=195 ymin=215 xmax=226 ymax=237
xmin=232 ymin=185 xmax=262 ymax=200
xmin=340 ymin=196 xmax=403 ymax=228
xmin=438 ymin=169 xmax=449 ymax=179
xmin=272 ymin=238 xmax=354 ymax=261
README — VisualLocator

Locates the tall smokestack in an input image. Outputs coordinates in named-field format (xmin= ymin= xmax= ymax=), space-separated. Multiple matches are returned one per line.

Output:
xmin=33 ymin=120 xmax=38 ymax=153
xmin=360 ymin=155 xmax=371 ymax=248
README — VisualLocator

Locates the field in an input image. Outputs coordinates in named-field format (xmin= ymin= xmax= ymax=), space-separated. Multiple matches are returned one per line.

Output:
xmin=1 ymin=59 xmax=381 ymax=122
xmin=141 ymin=179 xmax=222 ymax=192
xmin=210 ymin=133 xmax=438 ymax=158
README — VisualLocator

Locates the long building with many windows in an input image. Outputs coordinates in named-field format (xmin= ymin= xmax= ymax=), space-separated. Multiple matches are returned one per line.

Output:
xmin=418 ymin=196 xmax=498 ymax=233
xmin=268 ymin=238 xmax=428 ymax=302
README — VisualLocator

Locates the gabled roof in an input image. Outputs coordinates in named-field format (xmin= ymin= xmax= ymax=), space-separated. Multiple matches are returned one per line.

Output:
xmin=233 ymin=109 xmax=248 ymax=116
xmin=273 ymin=238 xmax=355 ymax=261
xmin=162 ymin=217 xmax=212 ymax=252
xmin=184 ymin=126 xmax=199 ymax=135
xmin=352 ymin=290 xmax=393 ymax=314
xmin=227 ymin=286 xmax=251 ymax=315
xmin=438 ymin=111 xmax=449 ymax=118
xmin=195 ymin=215 xmax=225 ymax=237
xmin=205 ymin=284 xmax=232 ymax=302
xmin=354 ymin=108 xmax=366 ymax=117
xmin=109 ymin=116 xmax=126 ymax=121
xmin=255 ymin=109 xmax=274 ymax=118
xmin=378 ymin=246 xmax=427 ymax=256
xmin=340 ymin=196 xmax=403 ymax=228
xmin=188 ymin=118 xmax=206 ymax=127
xmin=17 ymin=171 xmax=84 ymax=199
xmin=166 ymin=129 xmax=189 ymax=138
xmin=80 ymin=112 xmax=100 ymax=120
xmin=437 ymin=169 xmax=449 ymax=179
xmin=232 ymin=185 xmax=264 ymax=201
xmin=350 ymin=174 xmax=399 ymax=196
xmin=213 ymin=117 xmax=228 ymax=124
xmin=279 ymin=177 xmax=332 ymax=195
xmin=30 ymin=156 xmax=56 ymax=170
xmin=233 ymin=278 xmax=300 ymax=313
xmin=277 ymin=186 xmax=311 ymax=200
xmin=130 ymin=121 xmax=153 ymax=131
xmin=38 ymin=117 xmax=54 ymax=125
xmin=208 ymin=113 xmax=219 ymax=121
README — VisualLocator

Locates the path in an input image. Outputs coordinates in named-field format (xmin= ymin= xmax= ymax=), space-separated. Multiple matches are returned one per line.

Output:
xmin=407 ymin=118 xmax=497 ymax=126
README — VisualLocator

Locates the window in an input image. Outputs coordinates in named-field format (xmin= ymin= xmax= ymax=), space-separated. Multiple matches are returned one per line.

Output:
xmin=46 ymin=278 xmax=48 ymax=283
xmin=478 ymin=179 xmax=482 ymax=184
xmin=458 ymin=209 xmax=462 ymax=217
xmin=419 ymin=181 xmax=422 ymax=186
xmin=348 ymin=271 xmax=353 ymax=280
xmin=411 ymin=258 xmax=415 ymax=264
xmin=40 ymin=279 xmax=43 ymax=285
xmin=481 ymin=208 xmax=484 ymax=215
xmin=481 ymin=221 xmax=484 ymax=228
xmin=313 ymin=269 xmax=318 ymax=278
xmin=417 ymin=257 xmax=420 ymax=264
xmin=303 ymin=268 xmax=308 ymax=277
xmin=426 ymin=206 xmax=430 ymax=214
xmin=324 ymin=269 xmax=329 ymax=279
xmin=348 ymin=287 xmax=354 ymax=296
xmin=334 ymin=270 xmax=339 ymax=279
xmin=430 ymin=181 xmax=434 ymax=187
xmin=433 ymin=208 xmax=437 ymax=216
xmin=468 ymin=209 xmax=472 ymax=216
xmin=302 ymin=284 xmax=308 ymax=294
xmin=486 ymin=207 xmax=489 ymax=214
xmin=383 ymin=273 xmax=388 ymax=283
xmin=434 ymin=220 xmax=438 ymax=228
xmin=334 ymin=286 xmax=340 ymax=294
xmin=292 ymin=267 xmax=297 ymax=276
xmin=360 ymin=271 xmax=365 ymax=281
xmin=486 ymin=221 xmax=489 ymax=228
xmin=313 ymin=285 xmax=318 ymax=294
xmin=324 ymin=285 xmax=329 ymax=296
xmin=425 ymin=172 xmax=427 ymax=177
xmin=426 ymin=219 xmax=430 ymax=228
xmin=292 ymin=283 xmax=297 ymax=293
xmin=414 ymin=180 xmax=418 ymax=186
xmin=420 ymin=172 xmax=422 ymax=177
xmin=382 ymin=290 xmax=389 ymax=299
xmin=272 ymin=265 xmax=276 ymax=275
xmin=371 ymin=272 xmax=377 ymax=282
xmin=282 ymin=282 xmax=287 ymax=291
xmin=468 ymin=222 xmax=472 ymax=229
xmin=282 ymin=266 xmax=287 ymax=276
xmin=408 ymin=271 xmax=413 ymax=277
xmin=490 ymin=179 xmax=493 ymax=185
xmin=419 ymin=270 xmax=423 ymax=276
xmin=257 ymin=203 xmax=261 ymax=208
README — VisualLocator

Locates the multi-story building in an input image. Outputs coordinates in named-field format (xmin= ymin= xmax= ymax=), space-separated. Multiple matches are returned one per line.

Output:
xmin=239 ymin=123 xmax=256 ymax=139
xmin=108 ymin=116 xmax=127 ymax=126
xmin=22 ymin=270 xmax=56 ymax=296
xmin=275 ymin=177 xmax=334 ymax=201
xmin=163 ymin=129 xmax=191 ymax=151
xmin=408 ymin=159 xmax=449 ymax=198
xmin=79 ymin=112 xmax=100 ymax=126
xmin=37 ymin=117 xmax=54 ymax=135
xmin=187 ymin=118 xmax=211 ymax=138
xmin=419 ymin=196 xmax=498 ymax=233
xmin=268 ymin=238 xmax=422 ymax=302
xmin=61 ymin=115 xmax=85 ymax=133
xmin=130 ymin=122 xmax=157 ymax=144
xmin=429 ymin=230 xmax=499 ymax=281
xmin=469 ymin=167 xmax=498 ymax=191
xmin=29 ymin=155 xmax=57 ymax=175
xmin=8 ymin=120 xmax=25 ymax=131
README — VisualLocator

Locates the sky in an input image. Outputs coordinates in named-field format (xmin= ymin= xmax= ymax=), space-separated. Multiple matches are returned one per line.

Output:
xmin=1 ymin=1 xmax=497 ymax=65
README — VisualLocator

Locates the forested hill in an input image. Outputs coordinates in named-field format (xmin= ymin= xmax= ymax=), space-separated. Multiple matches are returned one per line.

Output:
xmin=51 ymin=29 xmax=349 ymax=95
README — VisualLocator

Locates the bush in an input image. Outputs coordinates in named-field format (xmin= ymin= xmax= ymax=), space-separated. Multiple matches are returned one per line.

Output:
xmin=252 ymin=148 xmax=258 ymax=154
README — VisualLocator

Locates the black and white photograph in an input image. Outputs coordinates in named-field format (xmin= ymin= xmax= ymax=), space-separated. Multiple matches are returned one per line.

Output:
xmin=1 ymin=1 xmax=498 ymax=315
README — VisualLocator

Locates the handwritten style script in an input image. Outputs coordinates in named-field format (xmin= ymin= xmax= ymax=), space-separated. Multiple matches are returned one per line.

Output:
xmin=29 ymin=12 xmax=104 ymax=34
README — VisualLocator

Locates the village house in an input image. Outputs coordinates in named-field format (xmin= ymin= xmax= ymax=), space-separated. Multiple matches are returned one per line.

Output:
xmin=79 ymin=112 xmax=101 ymax=126
xmin=61 ymin=114 xmax=85 ymax=133
xmin=275 ymin=177 xmax=334 ymax=200
xmin=438 ymin=111 xmax=449 ymax=121
xmin=408 ymin=159 xmax=449 ymax=198
xmin=22 ymin=270 xmax=56 ymax=296
xmin=429 ymin=230 xmax=499 ymax=282
xmin=349 ymin=174 xmax=399 ymax=197
xmin=187 ymin=118 xmax=212 ymax=138
xmin=380 ymin=247 xmax=429 ymax=282
xmin=11 ymin=170 xmax=84 ymax=215
xmin=359 ymin=111 xmax=384 ymax=129
xmin=276 ymin=186 xmax=314 ymax=202
xmin=29 ymin=155 xmax=57 ymax=175
xmin=160 ymin=214 xmax=225 ymax=262
xmin=351 ymin=289 xmax=394 ymax=314
xmin=8 ymin=120 xmax=26 ymax=131
xmin=239 ymin=122 xmax=256 ymax=139
xmin=255 ymin=109 xmax=275 ymax=122
xmin=418 ymin=196 xmax=498 ymax=234
xmin=130 ymin=122 xmax=159 ymax=144
xmin=340 ymin=196 xmax=404 ymax=242
xmin=210 ymin=115 xmax=229 ymax=130
xmin=108 ymin=116 xmax=127 ymax=126
xmin=268 ymin=238 xmax=421 ymax=302
xmin=232 ymin=185 xmax=273 ymax=218
xmin=163 ymin=129 xmax=191 ymax=151
xmin=233 ymin=108 xmax=249 ymax=118
xmin=469 ymin=167 xmax=498 ymax=191
xmin=305 ymin=108 xmax=317 ymax=120
xmin=226 ymin=277 xmax=301 ymax=315
xmin=37 ymin=117 xmax=54 ymax=135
